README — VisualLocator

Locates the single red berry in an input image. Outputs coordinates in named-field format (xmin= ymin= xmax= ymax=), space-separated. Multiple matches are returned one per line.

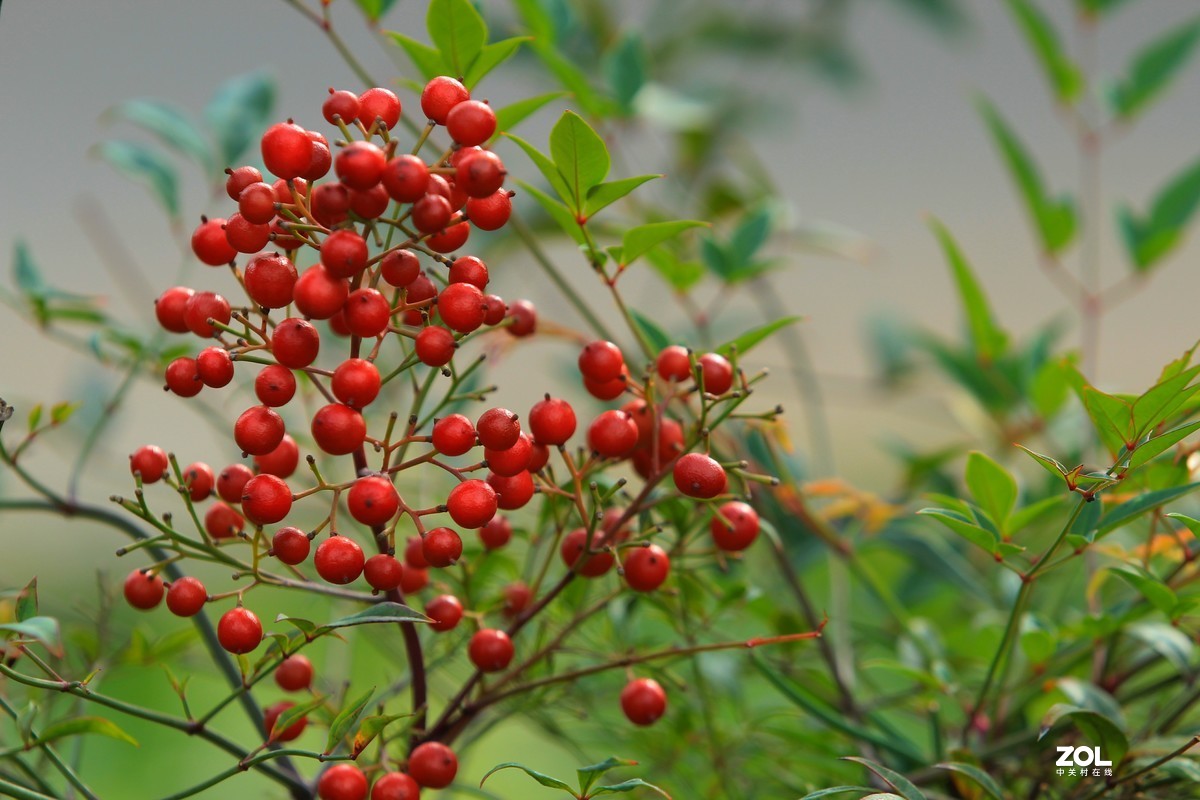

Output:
xmin=294 ymin=265 xmax=350 ymax=319
xmin=505 ymin=299 xmax=537 ymax=337
xmin=323 ymin=88 xmax=360 ymax=124
xmin=673 ymin=453 xmax=728 ymax=499
xmin=415 ymin=326 xmax=456 ymax=367
xmin=468 ymin=628 xmax=514 ymax=672
xmin=466 ymin=189 xmax=512 ymax=231
xmin=411 ymin=194 xmax=453 ymax=234
xmin=304 ymin=131 xmax=332 ymax=181
xmin=408 ymin=741 xmax=457 ymax=789
xmin=656 ymin=345 xmax=692 ymax=382
xmin=164 ymin=357 xmax=202 ymax=397
xmin=426 ymin=220 xmax=470 ymax=253
xmin=436 ymin=282 xmax=485 ymax=333
xmin=217 ymin=463 xmax=254 ymax=503
xmin=205 ymin=501 xmax=245 ymax=540
xmin=272 ymin=526 xmax=311 ymax=565
xmin=382 ymin=154 xmax=430 ymax=203
xmin=318 ymin=763 xmax=369 ymax=800
xmin=446 ymin=100 xmax=497 ymax=146
xmin=331 ymin=358 xmax=381 ymax=409
xmin=371 ymin=772 xmax=420 ymax=800
xmin=399 ymin=564 xmax=429 ymax=594
xmin=320 ymin=229 xmax=369 ymax=279
xmin=426 ymin=173 xmax=465 ymax=209
xmin=347 ymin=474 xmax=399 ymax=526
xmin=311 ymin=404 xmax=367 ymax=455
xmin=403 ymin=536 xmax=429 ymax=570
xmin=273 ymin=177 xmax=306 ymax=204
xmin=431 ymin=414 xmax=476 ymax=456
xmin=454 ymin=150 xmax=505 ymax=198
xmin=479 ymin=294 xmax=505 ymax=326
xmin=275 ymin=654 xmax=313 ymax=692
xmin=503 ymin=581 xmax=532 ymax=617
xmin=446 ymin=480 xmax=498 ymax=528
xmin=123 ymin=569 xmax=164 ymax=610
xmin=344 ymin=288 xmax=391 ymax=338
xmin=561 ymin=528 xmax=615 ymax=577
xmin=335 ymin=141 xmax=387 ymax=190
xmin=528 ymin=396 xmax=576 ymax=446
xmin=225 ymin=165 xmax=264 ymax=200
xmin=191 ymin=217 xmax=238 ymax=266
xmin=358 ymin=87 xmax=401 ymax=130
xmin=217 ymin=606 xmax=262 ymax=654
xmin=587 ymin=410 xmax=640 ymax=459
xmin=349 ymin=183 xmax=389 ymax=219
xmin=164 ymin=576 xmax=207 ymax=617
xmin=476 ymin=408 xmax=520 ymax=450
xmin=181 ymin=462 xmax=214 ymax=501
xmin=255 ymin=365 xmax=297 ymax=407
xmin=422 ymin=527 xmax=463 ymax=568
xmin=264 ymin=700 xmax=307 ymax=742
xmin=261 ymin=122 xmax=313 ymax=180
xmin=406 ymin=272 xmax=437 ymax=305
xmin=224 ymin=212 xmax=271 ymax=254
xmin=241 ymin=473 xmax=293 ymax=525
xmin=272 ymin=318 xmax=320 ymax=369
xmin=528 ymin=441 xmax=550 ymax=472
xmin=711 ymin=501 xmax=760 ymax=551
xmin=237 ymin=181 xmax=278 ymax=225
xmin=311 ymin=182 xmax=351 ymax=227
xmin=363 ymin=554 xmax=404 ymax=592
xmin=256 ymin=432 xmax=300 ymax=478
xmin=184 ymin=291 xmax=231 ymax=338
xmin=478 ymin=515 xmax=512 ymax=550
xmin=425 ymin=594 xmax=464 ymax=632
xmin=314 ymin=536 xmax=365 ymax=585
xmin=624 ymin=544 xmax=670 ymax=592
xmin=129 ymin=445 xmax=169 ymax=484
xmin=244 ymin=253 xmax=298 ymax=309
xmin=485 ymin=433 xmax=533 ymax=477
xmin=584 ymin=373 xmax=627 ymax=401
xmin=621 ymin=677 xmax=667 ymax=726
xmin=196 ymin=346 xmax=235 ymax=388
xmin=487 ymin=470 xmax=535 ymax=510
xmin=421 ymin=76 xmax=469 ymax=124
xmin=380 ymin=249 xmax=421 ymax=287
xmin=234 ymin=405 xmax=286 ymax=456
xmin=698 ymin=352 xmax=734 ymax=395
xmin=447 ymin=255 xmax=488 ymax=289
xmin=155 ymin=286 xmax=195 ymax=333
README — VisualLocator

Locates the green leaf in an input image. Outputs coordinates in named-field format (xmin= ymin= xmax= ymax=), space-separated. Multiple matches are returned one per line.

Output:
xmin=517 ymin=180 xmax=586 ymax=246
xmin=464 ymin=36 xmax=529 ymax=88
xmin=353 ymin=0 xmax=398 ymax=23
xmin=584 ymin=174 xmax=661 ymax=218
xmin=730 ymin=207 xmax=773 ymax=259
xmin=13 ymin=240 xmax=45 ymax=297
xmin=506 ymin=134 xmax=574 ymax=212
xmin=965 ymin=451 xmax=1018 ymax=528
xmin=799 ymin=789 xmax=882 ymax=800
xmin=34 ymin=717 xmax=138 ymax=748
xmin=628 ymin=309 xmax=673 ymax=354
xmin=1004 ymin=0 xmax=1084 ymax=103
xmin=50 ymin=402 xmax=76 ymax=425
xmin=352 ymin=714 xmax=407 ymax=758
xmin=1130 ymin=421 xmax=1200 ymax=470
xmin=322 ymin=601 xmax=429 ymax=629
xmin=918 ymin=508 xmax=998 ymax=555
xmin=269 ymin=695 xmax=326 ymax=742
xmin=479 ymin=762 xmax=573 ymax=792
xmin=604 ymin=34 xmax=647 ymax=112
xmin=26 ymin=404 xmax=42 ymax=433
xmin=1098 ymin=482 xmax=1200 ymax=536
xmin=928 ymin=218 xmax=1008 ymax=361
xmin=549 ymin=111 xmax=610 ymax=211
xmin=492 ymin=92 xmax=566 ymax=141
xmin=577 ymin=757 xmax=638 ymax=794
xmin=1128 ymin=621 xmax=1193 ymax=675
xmin=324 ymin=687 xmax=374 ymax=754
xmin=1109 ymin=565 xmax=1177 ymax=616
xmin=1010 ymin=494 xmax=1068 ymax=534
xmin=388 ymin=32 xmax=448 ymax=82
xmin=976 ymin=97 xmax=1076 ymax=255
xmin=715 ymin=316 xmax=804 ymax=358
xmin=274 ymin=614 xmax=317 ymax=636
xmin=1109 ymin=18 xmax=1200 ymax=119
xmin=591 ymin=778 xmax=671 ymax=797
xmin=932 ymin=763 xmax=1003 ymax=800
xmin=620 ymin=221 xmax=706 ymax=267
xmin=0 ymin=617 xmax=61 ymax=654
xmin=1118 ymin=157 xmax=1200 ymax=271
xmin=16 ymin=578 xmax=38 ymax=621
xmin=527 ymin=38 xmax=614 ymax=119
xmin=427 ymin=0 xmax=487 ymax=77
xmin=105 ymin=99 xmax=214 ymax=173
xmin=1039 ymin=704 xmax=1129 ymax=766
xmin=204 ymin=71 xmax=275 ymax=167
xmin=92 ymin=141 xmax=179 ymax=219
xmin=1076 ymin=0 xmax=1133 ymax=16
xmin=1132 ymin=364 xmax=1200 ymax=437
xmin=840 ymin=757 xmax=926 ymax=800
xmin=645 ymin=248 xmax=704 ymax=293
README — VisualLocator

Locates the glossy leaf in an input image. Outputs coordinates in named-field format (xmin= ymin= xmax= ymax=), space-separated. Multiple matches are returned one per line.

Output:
xmin=1132 ymin=364 xmax=1200 ymax=437
xmin=584 ymin=174 xmax=661 ymax=218
xmin=965 ymin=451 xmax=1017 ymax=528
xmin=918 ymin=508 xmax=997 ymax=554
xmin=492 ymin=92 xmax=567 ymax=141
xmin=1098 ymin=482 xmax=1200 ymax=536
xmin=620 ymin=221 xmax=706 ymax=267
xmin=427 ymin=0 xmax=487 ymax=77
xmin=1109 ymin=18 xmax=1200 ymax=120
xmin=322 ymin=601 xmax=429 ymax=629
xmin=549 ymin=111 xmax=610 ymax=210
xmin=324 ymin=687 xmax=374 ymax=754
xmin=35 ymin=717 xmax=138 ymax=748
xmin=269 ymin=695 xmax=326 ymax=742
xmin=517 ymin=180 xmax=586 ymax=246
xmin=1109 ymin=565 xmax=1177 ymax=617
xmin=1128 ymin=621 xmax=1193 ymax=675
xmin=929 ymin=218 xmax=1008 ymax=361
xmin=93 ymin=141 xmax=179 ymax=219
xmin=204 ymin=70 xmax=275 ymax=166
xmin=389 ymin=32 xmax=447 ymax=81
xmin=840 ymin=757 xmax=926 ymax=800
xmin=1004 ymin=0 xmax=1083 ymax=103
xmin=1118 ymin=157 xmax=1200 ymax=271
xmin=0 ymin=616 xmax=62 ymax=654
xmin=1129 ymin=421 xmax=1200 ymax=470
xmin=799 ymin=787 xmax=882 ymax=799
xmin=352 ymin=713 xmax=407 ymax=757
xmin=715 ymin=316 xmax=803 ymax=358
xmin=464 ymin=36 xmax=529 ymax=88
xmin=933 ymin=763 xmax=1003 ymax=800
xmin=479 ymin=762 xmax=573 ymax=791
xmin=578 ymin=757 xmax=638 ymax=794
xmin=1039 ymin=704 xmax=1129 ymax=766
xmin=645 ymin=248 xmax=705 ymax=292
xmin=592 ymin=778 xmax=671 ymax=797
xmin=15 ymin=578 xmax=37 ymax=622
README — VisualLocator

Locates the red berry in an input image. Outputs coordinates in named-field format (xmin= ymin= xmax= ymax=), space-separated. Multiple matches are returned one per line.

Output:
xmin=621 ymin=677 xmax=667 ymax=726
xmin=406 ymin=272 xmax=437 ymax=305
xmin=466 ymin=190 xmax=512 ymax=231
xmin=196 ymin=346 xmax=235 ymax=388
xmin=261 ymin=122 xmax=313 ymax=180
xmin=304 ymin=131 xmax=332 ymax=181
xmin=403 ymin=536 xmax=429 ymax=570
xmin=234 ymin=405 xmax=286 ymax=456
xmin=264 ymin=700 xmax=307 ymax=742
xmin=294 ymin=265 xmax=350 ymax=319
xmin=275 ymin=654 xmax=313 ymax=691
xmin=320 ymin=229 xmax=369 ymax=279
xmin=205 ymin=501 xmax=245 ymax=540
xmin=311 ymin=404 xmax=367 ymax=455
xmin=408 ymin=741 xmax=457 ymax=789
xmin=244 ymin=253 xmax=298 ymax=309
xmin=476 ymin=408 xmax=520 ymax=450
xmin=623 ymin=544 xmax=670 ymax=592
xmin=656 ymin=345 xmax=691 ymax=382
xmin=487 ymin=470 xmax=535 ymax=510
xmin=274 ymin=177 xmax=305 ymax=204
xmin=561 ymin=528 xmax=615 ymax=577
xmin=528 ymin=442 xmax=550 ymax=472
xmin=698 ymin=352 xmax=734 ymax=395
xmin=241 ymin=473 xmax=293 ymax=525
xmin=437 ymin=282 xmax=485 ymax=333
xmin=347 ymin=474 xmax=399 ymax=526
xmin=123 ymin=569 xmax=164 ymax=610
xmin=505 ymin=299 xmax=537 ymax=337
xmin=448 ymin=255 xmax=488 ymax=289
xmin=225 ymin=166 xmax=264 ymax=201
xmin=217 ymin=606 xmax=262 ymax=654
xmin=415 ymin=326 xmax=456 ymax=367
xmin=344 ymin=288 xmax=392 ymax=338
xmin=382 ymin=155 xmax=429 ymax=203
xmin=468 ymin=628 xmax=514 ymax=672
xmin=166 ymin=576 xmax=207 ymax=617
xmin=673 ymin=453 xmax=727 ymax=499
xmin=446 ymin=100 xmax=496 ymax=146
xmin=315 ymin=536 xmax=365 ymax=585
xmin=311 ymin=182 xmax=351 ymax=227
xmin=411 ymin=194 xmax=453 ymax=234
xmin=272 ymin=527 xmax=311 ymax=565
xmin=350 ymin=183 xmax=389 ymax=219
xmin=400 ymin=564 xmax=429 ymax=594
xmin=711 ymin=501 xmax=760 ymax=551
xmin=323 ymin=88 xmax=360 ymax=124
xmin=422 ymin=527 xmax=463 ymax=568
xmin=528 ymin=396 xmax=576 ymax=446
xmin=191 ymin=217 xmax=238 ymax=266
xmin=184 ymin=291 xmax=231 ymax=338
xmin=358 ymin=87 xmax=401 ymax=130
xmin=256 ymin=432 xmax=300 ymax=479
xmin=237 ymin=181 xmax=278 ymax=224
xmin=587 ymin=410 xmax=639 ymax=459
xmin=224 ymin=212 xmax=271 ymax=254
xmin=432 ymin=414 xmax=476 ymax=456
xmin=335 ymin=141 xmax=387 ymax=190
xmin=421 ymin=76 xmax=469 ymax=124
xmin=364 ymin=554 xmax=404 ymax=592
xmin=446 ymin=480 xmax=498 ymax=528
xmin=181 ymin=462 xmax=214 ymax=501
xmin=485 ymin=433 xmax=533 ymax=477
xmin=503 ymin=581 xmax=532 ymax=617
xmin=165 ymin=357 xmax=203 ymax=397
xmin=584 ymin=374 xmax=627 ymax=401
xmin=455 ymin=150 xmax=505 ymax=198
xmin=217 ymin=463 xmax=255 ymax=503
xmin=255 ymin=365 xmax=297 ymax=407
xmin=273 ymin=318 xmax=320 ymax=369
xmin=371 ymin=772 xmax=420 ymax=800
xmin=479 ymin=515 xmax=512 ymax=550
xmin=332 ymin=358 xmax=381 ymax=408
xmin=426 ymin=220 xmax=470 ymax=253
xmin=155 ymin=286 xmax=194 ymax=333
xmin=130 ymin=445 xmax=169 ymax=484
xmin=425 ymin=594 xmax=464 ymax=632
xmin=380 ymin=249 xmax=421 ymax=287
xmin=318 ymin=763 xmax=369 ymax=800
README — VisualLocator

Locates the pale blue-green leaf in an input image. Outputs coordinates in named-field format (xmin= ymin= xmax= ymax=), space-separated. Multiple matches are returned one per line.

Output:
xmin=93 ymin=141 xmax=179 ymax=219
xmin=204 ymin=71 xmax=275 ymax=166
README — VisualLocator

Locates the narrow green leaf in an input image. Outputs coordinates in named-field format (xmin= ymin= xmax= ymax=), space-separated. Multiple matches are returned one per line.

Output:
xmin=932 ymin=763 xmax=1003 ymax=800
xmin=730 ymin=207 xmax=773 ymax=259
xmin=1004 ymin=0 xmax=1084 ymax=102
xmin=105 ymin=99 xmax=214 ymax=173
xmin=527 ymin=39 xmax=614 ymax=119
xmin=1098 ymin=482 xmax=1200 ymax=536
xmin=645 ymin=248 xmax=704 ymax=292
xmin=715 ymin=316 xmax=804 ymax=358
xmin=549 ymin=111 xmax=610 ymax=210
xmin=16 ymin=578 xmax=38 ymax=622
xmin=92 ymin=141 xmax=179 ymax=219
xmin=352 ymin=714 xmax=407 ymax=758
xmin=1132 ymin=364 xmax=1200 ymax=436
xmin=965 ymin=451 xmax=1018 ymax=528
xmin=1039 ymin=704 xmax=1129 ymax=766
xmin=479 ymin=762 xmax=573 ymax=791
xmin=592 ymin=778 xmax=671 ymax=797
xmin=275 ymin=614 xmax=317 ymax=636
xmin=49 ymin=402 xmax=76 ymax=426
xmin=840 ymin=757 xmax=926 ymax=800
xmin=13 ymin=240 xmax=45 ymax=296
xmin=577 ymin=757 xmax=638 ymax=794
xmin=620 ymin=221 xmax=705 ymax=267
xmin=1129 ymin=421 xmax=1200 ymax=470
xmin=321 ymin=601 xmax=429 ymax=630
xmin=388 ymin=32 xmax=448 ymax=82
xmin=204 ymin=71 xmax=275 ymax=166
xmin=506 ymin=134 xmax=573 ymax=212
xmin=628 ymin=309 xmax=673 ymax=354
xmin=324 ymin=687 xmax=375 ymax=754
xmin=26 ymin=404 xmax=42 ymax=433
xmin=464 ymin=36 xmax=530 ymax=88
xmin=604 ymin=34 xmax=647 ymax=112
xmin=1109 ymin=565 xmax=1177 ymax=616
xmin=1127 ymin=621 xmax=1193 ymax=674
xmin=1118 ymin=157 xmax=1200 ymax=271
xmin=269 ymin=695 xmax=326 ymax=742
xmin=34 ymin=717 xmax=138 ymax=748
xmin=492 ymin=92 xmax=566 ymax=142
xmin=516 ymin=180 xmax=586 ymax=246
xmin=918 ymin=509 xmax=998 ymax=555
xmin=799 ymin=789 xmax=881 ymax=800
xmin=584 ymin=174 xmax=661 ymax=218
xmin=0 ymin=617 xmax=61 ymax=654
xmin=928 ymin=218 xmax=1008 ymax=360
xmin=427 ymin=0 xmax=487 ymax=77
xmin=1110 ymin=18 xmax=1200 ymax=119
xmin=1010 ymin=494 xmax=1068 ymax=533
xmin=353 ymin=0 xmax=399 ymax=22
